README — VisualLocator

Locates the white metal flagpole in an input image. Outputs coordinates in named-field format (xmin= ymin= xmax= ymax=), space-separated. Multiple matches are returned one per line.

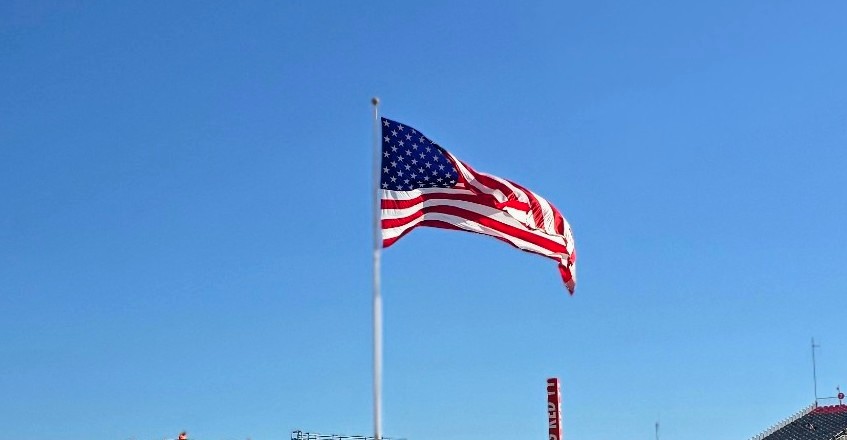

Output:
xmin=371 ymin=97 xmax=383 ymax=440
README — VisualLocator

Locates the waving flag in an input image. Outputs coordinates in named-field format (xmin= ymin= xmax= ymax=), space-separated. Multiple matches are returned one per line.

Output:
xmin=379 ymin=117 xmax=577 ymax=294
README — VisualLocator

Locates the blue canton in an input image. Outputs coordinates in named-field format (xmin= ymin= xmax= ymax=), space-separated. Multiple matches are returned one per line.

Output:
xmin=380 ymin=118 xmax=459 ymax=191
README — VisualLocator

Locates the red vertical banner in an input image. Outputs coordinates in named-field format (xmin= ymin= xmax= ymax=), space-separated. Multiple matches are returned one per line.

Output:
xmin=547 ymin=378 xmax=562 ymax=440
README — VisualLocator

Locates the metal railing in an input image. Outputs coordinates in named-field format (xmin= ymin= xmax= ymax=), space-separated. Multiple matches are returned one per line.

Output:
xmin=291 ymin=431 xmax=406 ymax=440
xmin=749 ymin=402 xmax=816 ymax=440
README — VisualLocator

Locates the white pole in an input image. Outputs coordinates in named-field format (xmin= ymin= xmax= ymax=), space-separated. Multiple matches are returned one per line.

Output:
xmin=371 ymin=97 xmax=383 ymax=440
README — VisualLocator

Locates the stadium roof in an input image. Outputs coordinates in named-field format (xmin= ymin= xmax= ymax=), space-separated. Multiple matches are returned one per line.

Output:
xmin=752 ymin=404 xmax=847 ymax=440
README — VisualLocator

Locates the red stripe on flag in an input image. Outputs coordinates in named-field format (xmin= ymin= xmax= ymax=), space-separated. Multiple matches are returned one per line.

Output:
xmin=381 ymin=192 xmax=499 ymax=210
xmin=507 ymin=179 xmax=547 ymax=230
xmin=382 ymin=220 xmax=463 ymax=248
xmin=382 ymin=204 xmax=569 ymax=254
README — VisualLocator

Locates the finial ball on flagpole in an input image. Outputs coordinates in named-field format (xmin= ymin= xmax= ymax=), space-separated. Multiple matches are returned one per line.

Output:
xmin=372 ymin=97 xmax=380 ymax=106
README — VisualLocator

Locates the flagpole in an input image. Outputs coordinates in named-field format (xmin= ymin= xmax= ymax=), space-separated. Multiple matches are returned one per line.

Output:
xmin=371 ymin=97 xmax=383 ymax=440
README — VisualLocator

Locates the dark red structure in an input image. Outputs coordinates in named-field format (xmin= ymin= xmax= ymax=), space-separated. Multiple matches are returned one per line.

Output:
xmin=547 ymin=378 xmax=562 ymax=440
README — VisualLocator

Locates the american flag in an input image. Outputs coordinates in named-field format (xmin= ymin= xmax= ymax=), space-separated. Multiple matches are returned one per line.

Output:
xmin=379 ymin=117 xmax=577 ymax=294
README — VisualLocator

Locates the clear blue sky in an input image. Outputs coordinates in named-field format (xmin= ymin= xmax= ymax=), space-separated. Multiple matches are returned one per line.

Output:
xmin=2 ymin=2 xmax=846 ymax=440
